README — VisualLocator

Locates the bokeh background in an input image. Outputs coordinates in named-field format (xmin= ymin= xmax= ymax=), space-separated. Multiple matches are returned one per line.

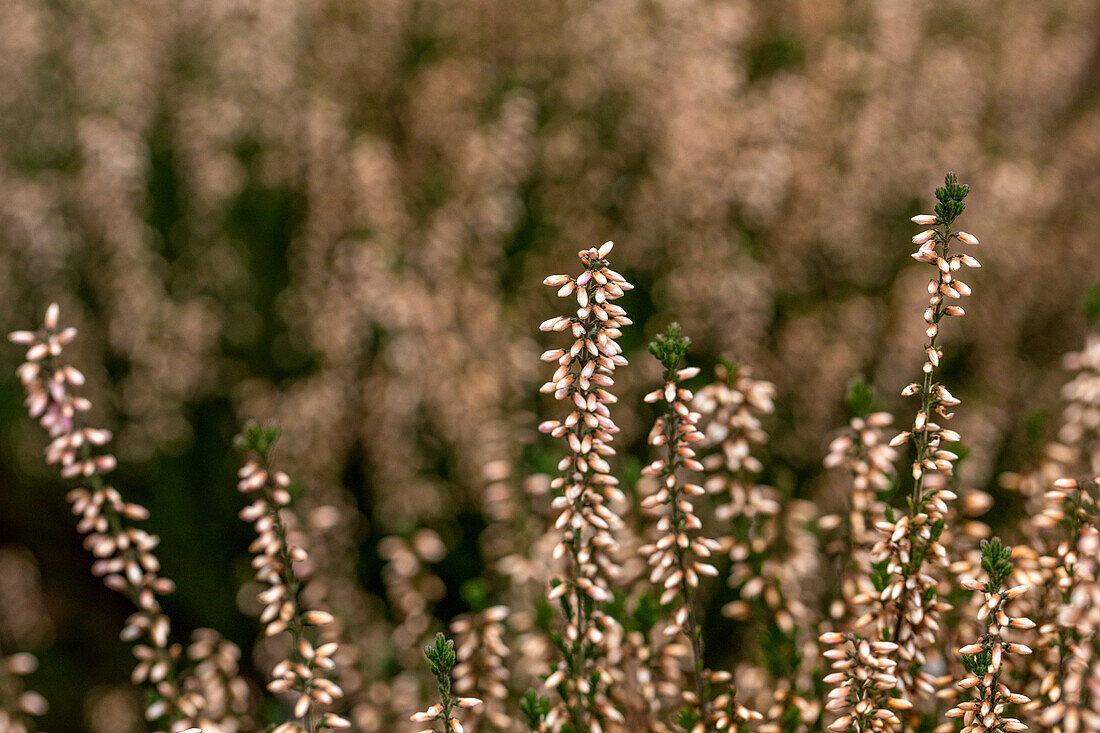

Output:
xmin=0 ymin=0 xmax=1098 ymax=729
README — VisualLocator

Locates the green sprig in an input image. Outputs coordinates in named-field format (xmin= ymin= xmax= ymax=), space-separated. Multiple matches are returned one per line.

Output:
xmin=648 ymin=322 xmax=691 ymax=380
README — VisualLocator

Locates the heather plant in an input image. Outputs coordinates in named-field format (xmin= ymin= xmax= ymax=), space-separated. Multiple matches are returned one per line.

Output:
xmin=948 ymin=537 xmax=1033 ymax=733
xmin=822 ymin=174 xmax=982 ymax=719
xmin=235 ymin=423 xmax=349 ymax=732
xmin=6 ymin=0 xmax=1100 ymax=726
xmin=537 ymin=241 xmax=632 ymax=731
xmin=638 ymin=323 xmax=714 ymax=729
xmin=6 ymin=169 xmax=1100 ymax=733
xmin=410 ymin=633 xmax=482 ymax=733
xmin=10 ymin=304 xmax=209 ymax=732
xmin=7 ymin=309 xmax=346 ymax=732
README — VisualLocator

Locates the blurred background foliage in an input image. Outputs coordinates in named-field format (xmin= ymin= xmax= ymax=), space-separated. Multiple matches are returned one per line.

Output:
xmin=0 ymin=0 xmax=1098 ymax=729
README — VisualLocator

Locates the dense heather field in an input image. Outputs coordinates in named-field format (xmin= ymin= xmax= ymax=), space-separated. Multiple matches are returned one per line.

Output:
xmin=1 ymin=2 xmax=1099 ymax=732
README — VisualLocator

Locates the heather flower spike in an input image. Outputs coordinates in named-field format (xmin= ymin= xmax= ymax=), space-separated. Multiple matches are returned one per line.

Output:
xmin=450 ymin=606 xmax=511 ymax=730
xmin=818 ymin=175 xmax=981 ymax=724
xmin=11 ymin=303 xmax=200 ymax=728
xmin=820 ymin=631 xmax=908 ymax=731
xmin=236 ymin=422 xmax=349 ymax=732
xmin=411 ymin=633 xmax=482 ymax=733
xmin=873 ymin=174 xmax=979 ymax=695
xmin=639 ymin=323 xmax=716 ymax=730
xmin=947 ymin=538 xmax=1032 ymax=733
xmin=539 ymin=241 xmax=633 ymax=729
xmin=1036 ymin=476 xmax=1100 ymax=728
xmin=822 ymin=392 xmax=898 ymax=621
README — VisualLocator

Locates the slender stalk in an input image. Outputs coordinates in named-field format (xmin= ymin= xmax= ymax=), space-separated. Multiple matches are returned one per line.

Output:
xmin=259 ymin=461 xmax=315 ymax=733
xmin=236 ymin=423 xmax=348 ymax=733
xmin=10 ymin=305 xmax=188 ymax=728
xmin=872 ymin=175 xmax=980 ymax=698
xmin=640 ymin=324 xmax=717 ymax=731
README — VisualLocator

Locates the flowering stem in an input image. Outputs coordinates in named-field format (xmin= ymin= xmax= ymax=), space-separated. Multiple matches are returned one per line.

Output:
xmin=259 ymin=456 xmax=315 ymax=733
xmin=236 ymin=422 xmax=347 ymax=732
xmin=877 ymin=175 xmax=979 ymax=694
xmin=539 ymin=241 xmax=632 ymax=728
xmin=663 ymin=399 xmax=710 ymax=725
xmin=11 ymin=307 xmax=187 ymax=728
xmin=642 ymin=324 xmax=715 ymax=730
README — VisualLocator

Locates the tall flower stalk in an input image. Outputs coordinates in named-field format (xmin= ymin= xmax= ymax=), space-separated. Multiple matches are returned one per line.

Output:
xmin=872 ymin=174 xmax=981 ymax=696
xmin=1039 ymin=477 xmax=1100 ymax=728
xmin=9 ymin=304 xmax=194 ymax=729
xmin=638 ymin=324 xmax=717 ymax=731
xmin=236 ymin=422 xmax=349 ymax=732
xmin=538 ymin=241 xmax=632 ymax=730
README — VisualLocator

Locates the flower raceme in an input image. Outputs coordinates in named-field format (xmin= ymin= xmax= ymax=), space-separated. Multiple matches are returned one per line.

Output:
xmin=236 ymin=423 xmax=349 ymax=732
xmin=817 ymin=175 xmax=980 ymax=724
xmin=947 ymin=538 xmax=1034 ymax=733
xmin=10 ymin=304 xmax=242 ymax=732
xmin=538 ymin=240 xmax=632 ymax=730
xmin=818 ymin=631 xmax=910 ymax=732
xmin=639 ymin=323 xmax=719 ymax=730
xmin=872 ymin=175 xmax=980 ymax=694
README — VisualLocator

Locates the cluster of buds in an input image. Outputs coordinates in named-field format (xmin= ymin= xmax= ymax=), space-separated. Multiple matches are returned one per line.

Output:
xmin=948 ymin=539 xmax=1033 ymax=733
xmin=693 ymin=362 xmax=776 ymax=525
xmin=710 ymin=677 xmax=764 ymax=733
xmin=9 ymin=304 xmax=196 ymax=728
xmin=412 ymin=633 xmax=483 ymax=733
xmin=178 ymin=629 xmax=254 ymax=733
xmin=1034 ymin=477 xmax=1100 ymax=731
xmin=692 ymin=362 xmax=782 ymax=624
xmin=997 ymin=332 xmax=1100 ymax=727
xmin=861 ymin=500 xmax=954 ymax=698
xmin=236 ymin=422 xmax=348 ymax=732
xmin=449 ymin=606 xmax=512 ymax=730
xmin=0 ymin=652 xmax=47 ymax=733
xmin=871 ymin=175 xmax=978 ymax=692
xmin=822 ymin=411 xmax=899 ymax=621
xmin=819 ymin=632 xmax=909 ymax=731
xmin=638 ymin=323 xmax=719 ymax=728
xmin=538 ymin=241 xmax=632 ymax=729
xmin=824 ymin=411 xmax=898 ymax=548
xmin=1057 ymin=335 xmax=1100 ymax=475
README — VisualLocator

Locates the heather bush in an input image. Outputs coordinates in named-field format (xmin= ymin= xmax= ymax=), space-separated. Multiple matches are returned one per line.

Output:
xmin=4 ymin=170 xmax=1100 ymax=733
xmin=1 ymin=3 xmax=1099 ymax=732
